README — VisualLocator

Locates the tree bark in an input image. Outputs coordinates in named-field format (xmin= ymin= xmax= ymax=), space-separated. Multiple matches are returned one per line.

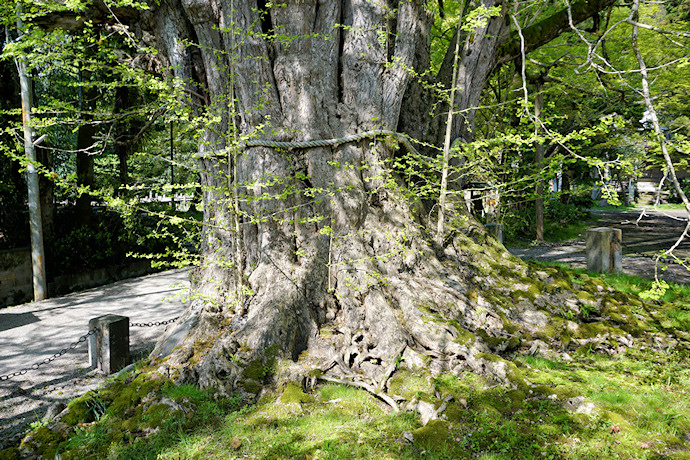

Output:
xmin=116 ymin=0 xmax=630 ymax=398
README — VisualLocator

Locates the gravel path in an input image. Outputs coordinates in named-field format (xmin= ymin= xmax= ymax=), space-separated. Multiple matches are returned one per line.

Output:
xmin=508 ymin=208 xmax=690 ymax=285
xmin=0 ymin=269 xmax=190 ymax=449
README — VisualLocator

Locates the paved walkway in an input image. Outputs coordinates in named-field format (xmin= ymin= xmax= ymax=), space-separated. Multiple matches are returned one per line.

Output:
xmin=0 ymin=268 xmax=190 ymax=449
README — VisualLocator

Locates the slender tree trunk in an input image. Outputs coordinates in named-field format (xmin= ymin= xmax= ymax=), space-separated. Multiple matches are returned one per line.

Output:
xmin=113 ymin=86 xmax=133 ymax=195
xmin=535 ymin=80 xmax=544 ymax=241
xmin=75 ymin=65 xmax=97 ymax=227
xmin=16 ymin=3 xmax=47 ymax=300
xmin=30 ymin=77 xmax=55 ymax=244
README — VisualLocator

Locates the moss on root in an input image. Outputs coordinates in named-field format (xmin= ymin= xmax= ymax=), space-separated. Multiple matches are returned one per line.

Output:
xmin=20 ymin=426 xmax=62 ymax=459
xmin=388 ymin=369 xmax=434 ymax=401
xmin=0 ymin=447 xmax=19 ymax=460
xmin=280 ymin=382 xmax=314 ymax=404
xmin=412 ymin=420 xmax=452 ymax=447
xmin=61 ymin=391 xmax=100 ymax=425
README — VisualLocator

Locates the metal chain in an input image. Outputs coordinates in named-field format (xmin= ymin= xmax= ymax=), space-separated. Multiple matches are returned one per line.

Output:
xmin=129 ymin=316 xmax=180 ymax=328
xmin=0 ymin=328 xmax=98 ymax=381
xmin=0 ymin=315 xmax=181 ymax=382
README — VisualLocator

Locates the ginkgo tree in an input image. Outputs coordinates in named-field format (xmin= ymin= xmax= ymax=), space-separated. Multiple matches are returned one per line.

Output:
xmin=8 ymin=0 xmax=689 ymax=404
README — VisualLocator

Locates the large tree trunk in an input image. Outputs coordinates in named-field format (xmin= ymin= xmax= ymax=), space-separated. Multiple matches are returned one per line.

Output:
xmin=138 ymin=0 xmax=620 ymax=400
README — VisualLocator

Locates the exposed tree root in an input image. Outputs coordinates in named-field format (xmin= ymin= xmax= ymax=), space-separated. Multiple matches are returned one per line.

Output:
xmin=154 ymin=201 xmax=655 ymax=419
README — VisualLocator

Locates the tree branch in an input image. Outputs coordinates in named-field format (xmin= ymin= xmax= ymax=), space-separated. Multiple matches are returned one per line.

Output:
xmin=26 ymin=1 xmax=139 ymax=31
xmin=495 ymin=0 xmax=618 ymax=68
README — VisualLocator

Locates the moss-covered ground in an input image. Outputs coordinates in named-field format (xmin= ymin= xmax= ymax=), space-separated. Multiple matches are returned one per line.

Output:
xmin=3 ymin=264 xmax=690 ymax=459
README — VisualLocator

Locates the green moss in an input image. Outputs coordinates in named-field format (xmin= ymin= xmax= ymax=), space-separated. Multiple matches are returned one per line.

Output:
xmin=0 ymin=447 xmax=19 ymax=460
xmin=476 ymin=329 xmax=520 ymax=351
xmin=107 ymin=374 xmax=161 ymax=418
xmin=533 ymin=323 xmax=557 ymax=343
xmin=538 ymin=423 xmax=561 ymax=436
xmin=603 ymin=411 xmax=635 ymax=431
xmin=466 ymin=288 xmax=479 ymax=303
xmin=412 ymin=420 xmax=452 ymax=447
xmin=489 ymin=262 xmax=518 ymax=279
xmin=21 ymin=426 xmax=62 ymax=458
xmin=242 ymin=380 xmax=263 ymax=395
xmin=264 ymin=343 xmax=280 ymax=361
xmin=243 ymin=359 xmax=266 ymax=380
xmin=189 ymin=338 xmax=214 ymax=366
xmin=526 ymin=282 xmax=543 ymax=299
xmin=505 ymin=389 xmax=526 ymax=411
xmin=62 ymin=391 xmax=99 ymax=425
xmin=476 ymin=329 xmax=505 ymax=349
xmin=532 ymin=384 xmax=578 ymax=400
xmin=388 ymin=369 xmax=434 ymax=400
xmin=279 ymin=382 xmax=314 ymax=404
xmin=139 ymin=403 xmax=174 ymax=429
xmin=476 ymin=353 xmax=528 ymax=391
xmin=443 ymin=402 xmax=465 ymax=422
xmin=548 ymin=276 xmax=573 ymax=291
xmin=575 ymin=321 xmax=625 ymax=340
xmin=511 ymin=290 xmax=532 ymax=301
xmin=500 ymin=316 xmax=520 ymax=335
xmin=576 ymin=290 xmax=596 ymax=304
xmin=451 ymin=324 xmax=477 ymax=346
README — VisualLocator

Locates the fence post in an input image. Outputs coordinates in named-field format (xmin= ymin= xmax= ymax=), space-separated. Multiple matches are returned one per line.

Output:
xmin=88 ymin=314 xmax=130 ymax=374
xmin=586 ymin=227 xmax=622 ymax=275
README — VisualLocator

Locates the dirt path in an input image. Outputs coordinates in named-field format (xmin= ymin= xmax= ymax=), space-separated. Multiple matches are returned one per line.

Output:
xmin=0 ymin=269 xmax=189 ymax=450
xmin=508 ymin=208 xmax=690 ymax=285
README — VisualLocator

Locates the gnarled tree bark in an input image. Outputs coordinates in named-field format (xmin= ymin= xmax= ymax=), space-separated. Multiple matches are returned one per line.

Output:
xmin=33 ymin=0 xmax=627 ymax=401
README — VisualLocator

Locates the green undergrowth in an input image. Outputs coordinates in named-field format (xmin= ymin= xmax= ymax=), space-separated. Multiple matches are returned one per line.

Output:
xmin=4 ymin=265 xmax=690 ymax=459
xmin=13 ymin=350 xmax=689 ymax=460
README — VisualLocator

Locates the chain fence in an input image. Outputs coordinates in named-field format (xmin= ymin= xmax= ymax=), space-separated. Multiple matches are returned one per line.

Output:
xmin=0 ymin=316 xmax=179 ymax=382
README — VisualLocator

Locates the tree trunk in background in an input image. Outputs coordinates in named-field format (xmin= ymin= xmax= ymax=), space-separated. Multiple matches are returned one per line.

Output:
xmin=535 ymin=80 xmax=544 ymax=241
xmin=36 ymin=145 xmax=54 ymax=242
xmin=75 ymin=66 xmax=97 ymax=228
xmin=113 ymin=85 xmax=132 ymax=195
xmin=75 ymin=133 xmax=95 ymax=227
xmin=30 ymin=75 xmax=55 ymax=243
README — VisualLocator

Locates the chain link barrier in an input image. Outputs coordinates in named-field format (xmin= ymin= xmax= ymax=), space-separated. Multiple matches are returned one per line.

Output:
xmin=0 ymin=315 xmax=180 ymax=382
xmin=0 ymin=329 xmax=98 ymax=381
xmin=129 ymin=316 xmax=179 ymax=328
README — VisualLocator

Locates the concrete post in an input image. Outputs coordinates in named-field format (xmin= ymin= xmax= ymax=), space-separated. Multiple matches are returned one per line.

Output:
xmin=586 ymin=227 xmax=622 ymax=274
xmin=88 ymin=315 xmax=130 ymax=374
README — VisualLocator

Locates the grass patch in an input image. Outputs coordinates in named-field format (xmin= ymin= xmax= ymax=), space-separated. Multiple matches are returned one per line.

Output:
xmin=19 ymin=345 xmax=689 ymax=459
xmin=592 ymin=204 xmax=640 ymax=212
xmin=544 ymin=219 xmax=593 ymax=243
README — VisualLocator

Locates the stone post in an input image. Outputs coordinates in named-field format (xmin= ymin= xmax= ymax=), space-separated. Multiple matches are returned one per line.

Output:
xmin=586 ymin=227 xmax=622 ymax=275
xmin=88 ymin=314 xmax=130 ymax=374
